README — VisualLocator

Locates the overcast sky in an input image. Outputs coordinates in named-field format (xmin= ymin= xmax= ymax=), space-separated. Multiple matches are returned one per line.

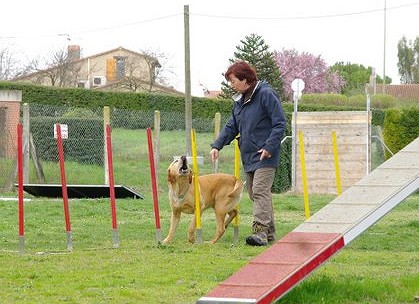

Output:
xmin=1 ymin=0 xmax=418 ymax=96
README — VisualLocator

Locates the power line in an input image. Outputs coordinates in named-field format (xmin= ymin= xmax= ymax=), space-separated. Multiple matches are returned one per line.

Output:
xmin=192 ymin=2 xmax=419 ymax=21
xmin=72 ymin=13 xmax=181 ymax=35
xmin=0 ymin=13 xmax=182 ymax=40
xmin=1 ymin=2 xmax=418 ymax=40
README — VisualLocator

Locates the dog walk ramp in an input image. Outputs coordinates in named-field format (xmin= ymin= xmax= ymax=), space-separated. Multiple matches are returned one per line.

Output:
xmin=197 ymin=137 xmax=419 ymax=304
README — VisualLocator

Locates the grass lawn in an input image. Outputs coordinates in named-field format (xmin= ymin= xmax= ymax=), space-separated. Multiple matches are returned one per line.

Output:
xmin=0 ymin=192 xmax=417 ymax=304
xmin=0 ymin=129 xmax=418 ymax=303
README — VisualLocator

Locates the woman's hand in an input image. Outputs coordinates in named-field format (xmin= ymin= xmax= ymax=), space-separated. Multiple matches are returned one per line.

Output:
xmin=258 ymin=148 xmax=271 ymax=161
xmin=210 ymin=148 xmax=219 ymax=163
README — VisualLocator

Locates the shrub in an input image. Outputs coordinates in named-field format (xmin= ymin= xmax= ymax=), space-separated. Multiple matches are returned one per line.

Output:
xmin=383 ymin=107 xmax=419 ymax=158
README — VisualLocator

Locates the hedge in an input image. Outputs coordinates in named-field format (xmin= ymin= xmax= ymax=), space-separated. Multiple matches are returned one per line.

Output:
xmin=2 ymin=81 xmax=416 ymax=193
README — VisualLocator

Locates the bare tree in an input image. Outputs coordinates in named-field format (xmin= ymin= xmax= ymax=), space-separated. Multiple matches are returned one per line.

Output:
xmin=117 ymin=56 xmax=149 ymax=92
xmin=0 ymin=47 xmax=18 ymax=80
xmin=14 ymin=57 xmax=40 ymax=78
xmin=115 ymin=48 xmax=175 ymax=93
xmin=37 ymin=48 xmax=83 ymax=87
xmin=141 ymin=48 xmax=175 ymax=90
xmin=13 ymin=48 xmax=84 ymax=87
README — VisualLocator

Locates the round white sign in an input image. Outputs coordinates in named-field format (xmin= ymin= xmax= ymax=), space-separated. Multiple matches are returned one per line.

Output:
xmin=291 ymin=78 xmax=305 ymax=93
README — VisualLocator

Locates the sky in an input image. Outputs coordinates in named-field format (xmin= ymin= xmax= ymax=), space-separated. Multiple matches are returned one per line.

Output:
xmin=1 ymin=0 xmax=418 ymax=96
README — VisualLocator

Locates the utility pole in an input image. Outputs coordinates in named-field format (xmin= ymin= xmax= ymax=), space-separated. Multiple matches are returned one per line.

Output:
xmin=382 ymin=0 xmax=387 ymax=94
xmin=184 ymin=4 xmax=192 ymax=156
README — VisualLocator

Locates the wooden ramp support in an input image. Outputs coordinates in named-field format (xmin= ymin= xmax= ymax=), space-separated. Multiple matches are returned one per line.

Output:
xmin=197 ymin=137 xmax=419 ymax=304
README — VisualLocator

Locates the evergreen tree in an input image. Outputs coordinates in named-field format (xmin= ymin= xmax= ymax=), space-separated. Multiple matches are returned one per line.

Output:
xmin=220 ymin=33 xmax=284 ymax=100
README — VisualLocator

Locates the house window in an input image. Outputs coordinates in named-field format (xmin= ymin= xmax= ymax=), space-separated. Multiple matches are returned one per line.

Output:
xmin=114 ymin=56 xmax=126 ymax=80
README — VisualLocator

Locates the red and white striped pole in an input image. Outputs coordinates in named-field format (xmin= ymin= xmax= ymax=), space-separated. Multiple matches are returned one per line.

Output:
xmin=55 ymin=123 xmax=73 ymax=251
xmin=106 ymin=124 xmax=119 ymax=248
xmin=146 ymin=128 xmax=161 ymax=244
xmin=17 ymin=123 xmax=25 ymax=255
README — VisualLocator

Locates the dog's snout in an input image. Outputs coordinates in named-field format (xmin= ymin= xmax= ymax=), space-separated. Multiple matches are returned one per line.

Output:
xmin=180 ymin=155 xmax=188 ymax=170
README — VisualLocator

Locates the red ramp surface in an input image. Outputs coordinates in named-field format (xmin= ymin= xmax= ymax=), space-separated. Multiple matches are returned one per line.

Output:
xmin=198 ymin=232 xmax=343 ymax=304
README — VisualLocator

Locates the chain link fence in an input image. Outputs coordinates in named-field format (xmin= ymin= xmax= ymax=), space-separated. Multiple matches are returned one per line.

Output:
xmin=0 ymin=103 xmax=387 ymax=194
xmin=0 ymin=103 xmax=294 ymax=194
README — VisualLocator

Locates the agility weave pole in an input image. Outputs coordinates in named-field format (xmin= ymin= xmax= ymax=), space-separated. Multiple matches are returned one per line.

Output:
xmin=233 ymin=138 xmax=240 ymax=242
xmin=55 ymin=123 xmax=73 ymax=251
xmin=190 ymin=129 xmax=203 ymax=244
xmin=332 ymin=131 xmax=342 ymax=195
xmin=146 ymin=127 xmax=162 ymax=244
xmin=14 ymin=123 xmax=124 ymax=253
xmin=105 ymin=124 xmax=119 ymax=248
xmin=298 ymin=131 xmax=310 ymax=219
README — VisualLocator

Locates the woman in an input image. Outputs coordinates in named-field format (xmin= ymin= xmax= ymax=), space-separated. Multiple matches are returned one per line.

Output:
xmin=210 ymin=61 xmax=286 ymax=246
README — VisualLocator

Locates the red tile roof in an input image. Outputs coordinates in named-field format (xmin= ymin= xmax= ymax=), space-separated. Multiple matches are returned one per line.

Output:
xmin=374 ymin=84 xmax=419 ymax=101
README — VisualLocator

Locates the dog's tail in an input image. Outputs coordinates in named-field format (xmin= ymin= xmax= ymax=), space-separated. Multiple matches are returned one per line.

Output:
xmin=228 ymin=179 xmax=244 ymax=198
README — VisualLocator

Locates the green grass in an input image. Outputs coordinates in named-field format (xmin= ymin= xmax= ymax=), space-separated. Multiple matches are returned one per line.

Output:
xmin=0 ymin=129 xmax=417 ymax=303
xmin=0 ymin=193 xmax=417 ymax=303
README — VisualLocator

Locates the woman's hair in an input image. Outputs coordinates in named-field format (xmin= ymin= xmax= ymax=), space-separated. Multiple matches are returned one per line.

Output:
xmin=224 ymin=61 xmax=257 ymax=85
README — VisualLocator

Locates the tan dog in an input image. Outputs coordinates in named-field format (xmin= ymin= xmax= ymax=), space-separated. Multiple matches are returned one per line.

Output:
xmin=163 ymin=155 xmax=243 ymax=244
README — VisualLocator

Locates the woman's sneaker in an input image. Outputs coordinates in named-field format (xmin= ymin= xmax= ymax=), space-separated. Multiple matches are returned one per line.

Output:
xmin=246 ymin=223 xmax=269 ymax=246
xmin=246 ymin=231 xmax=268 ymax=246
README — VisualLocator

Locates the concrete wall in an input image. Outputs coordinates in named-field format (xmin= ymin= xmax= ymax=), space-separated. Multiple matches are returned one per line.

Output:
xmin=293 ymin=111 xmax=371 ymax=194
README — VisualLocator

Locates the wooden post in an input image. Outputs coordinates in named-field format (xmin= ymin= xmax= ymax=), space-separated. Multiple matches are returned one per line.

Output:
xmin=22 ymin=103 xmax=30 ymax=183
xmin=184 ymin=4 xmax=192 ymax=156
xmin=103 ymin=106 xmax=110 ymax=185
xmin=29 ymin=133 xmax=45 ymax=182
xmin=213 ymin=112 xmax=221 ymax=173
xmin=153 ymin=110 xmax=161 ymax=182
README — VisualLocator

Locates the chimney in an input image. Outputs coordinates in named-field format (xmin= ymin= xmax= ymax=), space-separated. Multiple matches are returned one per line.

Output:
xmin=67 ymin=45 xmax=81 ymax=61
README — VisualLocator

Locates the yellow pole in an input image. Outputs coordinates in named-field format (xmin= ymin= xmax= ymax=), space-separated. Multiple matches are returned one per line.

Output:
xmin=233 ymin=137 xmax=240 ymax=242
xmin=234 ymin=138 xmax=240 ymax=179
xmin=332 ymin=131 xmax=342 ymax=195
xmin=191 ymin=129 xmax=202 ymax=243
xmin=298 ymin=131 xmax=310 ymax=219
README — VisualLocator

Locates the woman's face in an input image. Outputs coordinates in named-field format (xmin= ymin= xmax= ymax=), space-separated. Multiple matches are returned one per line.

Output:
xmin=228 ymin=75 xmax=250 ymax=93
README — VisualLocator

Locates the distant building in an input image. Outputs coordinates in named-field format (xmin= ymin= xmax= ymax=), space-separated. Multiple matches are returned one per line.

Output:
xmin=203 ymin=90 xmax=222 ymax=98
xmin=12 ymin=46 xmax=182 ymax=95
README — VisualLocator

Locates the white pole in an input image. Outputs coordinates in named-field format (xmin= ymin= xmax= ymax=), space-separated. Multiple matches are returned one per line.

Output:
xmin=382 ymin=0 xmax=387 ymax=94
xmin=366 ymin=93 xmax=371 ymax=174
xmin=292 ymin=93 xmax=298 ymax=192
